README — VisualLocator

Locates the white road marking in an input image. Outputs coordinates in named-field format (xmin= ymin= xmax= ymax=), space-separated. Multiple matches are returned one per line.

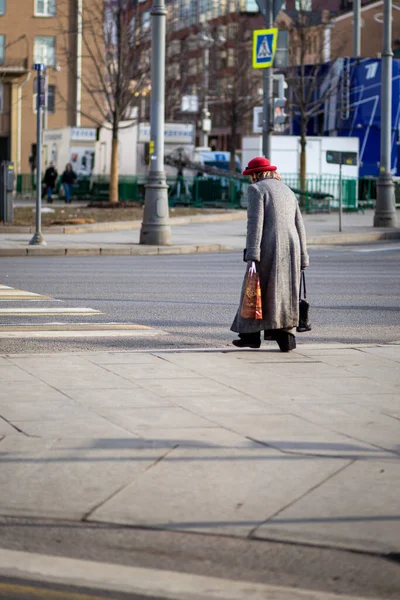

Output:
xmin=351 ymin=246 xmax=400 ymax=253
xmin=0 ymin=290 xmax=43 ymax=296
xmin=0 ymin=329 xmax=167 ymax=338
xmin=0 ymin=307 xmax=102 ymax=315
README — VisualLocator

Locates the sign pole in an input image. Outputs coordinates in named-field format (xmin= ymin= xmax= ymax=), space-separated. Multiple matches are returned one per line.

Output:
xmin=262 ymin=1 xmax=272 ymax=158
xmin=29 ymin=64 xmax=46 ymax=246
xmin=339 ymin=155 xmax=343 ymax=233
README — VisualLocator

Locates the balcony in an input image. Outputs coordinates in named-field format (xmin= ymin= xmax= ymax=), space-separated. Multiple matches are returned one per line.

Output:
xmin=0 ymin=57 xmax=29 ymax=75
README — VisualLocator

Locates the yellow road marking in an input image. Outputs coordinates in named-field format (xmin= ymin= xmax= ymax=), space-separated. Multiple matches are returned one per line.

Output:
xmin=0 ymin=581 xmax=120 ymax=600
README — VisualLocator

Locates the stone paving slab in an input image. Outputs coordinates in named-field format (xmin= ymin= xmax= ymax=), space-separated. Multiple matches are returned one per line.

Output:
xmin=254 ymin=459 xmax=400 ymax=554
xmin=0 ymin=436 xmax=174 ymax=520
xmin=89 ymin=445 xmax=350 ymax=537
xmin=0 ymin=344 xmax=399 ymax=554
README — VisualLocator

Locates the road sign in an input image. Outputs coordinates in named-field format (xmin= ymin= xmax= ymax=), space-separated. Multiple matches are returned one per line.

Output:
xmin=256 ymin=0 xmax=285 ymax=22
xmin=326 ymin=151 xmax=358 ymax=233
xmin=326 ymin=151 xmax=358 ymax=166
xmin=252 ymin=28 xmax=278 ymax=69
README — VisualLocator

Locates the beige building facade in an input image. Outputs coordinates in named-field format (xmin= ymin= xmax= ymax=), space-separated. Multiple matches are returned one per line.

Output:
xmin=0 ymin=0 xmax=101 ymax=176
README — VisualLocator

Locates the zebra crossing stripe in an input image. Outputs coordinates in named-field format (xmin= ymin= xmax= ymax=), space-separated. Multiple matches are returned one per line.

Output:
xmin=0 ymin=323 xmax=166 ymax=338
xmin=0 ymin=308 xmax=102 ymax=316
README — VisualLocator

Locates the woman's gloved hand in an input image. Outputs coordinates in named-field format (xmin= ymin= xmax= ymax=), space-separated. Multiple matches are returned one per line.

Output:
xmin=247 ymin=261 xmax=257 ymax=273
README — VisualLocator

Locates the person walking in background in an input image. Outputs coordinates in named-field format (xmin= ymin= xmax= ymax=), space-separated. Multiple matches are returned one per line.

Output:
xmin=231 ymin=156 xmax=309 ymax=352
xmin=43 ymin=162 xmax=58 ymax=204
xmin=61 ymin=163 xmax=77 ymax=204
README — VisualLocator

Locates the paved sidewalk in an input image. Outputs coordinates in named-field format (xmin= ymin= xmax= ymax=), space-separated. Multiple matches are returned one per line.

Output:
xmin=0 ymin=343 xmax=399 ymax=556
xmin=0 ymin=209 xmax=399 ymax=256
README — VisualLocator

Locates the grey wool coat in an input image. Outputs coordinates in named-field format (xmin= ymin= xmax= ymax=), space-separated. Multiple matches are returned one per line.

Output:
xmin=231 ymin=178 xmax=309 ymax=334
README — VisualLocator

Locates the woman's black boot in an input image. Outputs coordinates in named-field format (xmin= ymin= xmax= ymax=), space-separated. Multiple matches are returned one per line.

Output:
xmin=232 ymin=332 xmax=261 ymax=349
xmin=275 ymin=331 xmax=296 ymax=352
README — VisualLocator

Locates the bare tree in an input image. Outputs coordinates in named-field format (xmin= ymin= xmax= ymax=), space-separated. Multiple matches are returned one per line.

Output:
xmin=58 ymin=0 xmax=150 ymax=203
xmin=209 ymin=16 xmax=262 ymax=172
xmin=280 ymin=6 xmax=343 ymax=193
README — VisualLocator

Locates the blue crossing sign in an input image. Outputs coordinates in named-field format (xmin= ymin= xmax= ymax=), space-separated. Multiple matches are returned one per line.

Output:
xmin=252 ymin=28 xmax=278 ymax=69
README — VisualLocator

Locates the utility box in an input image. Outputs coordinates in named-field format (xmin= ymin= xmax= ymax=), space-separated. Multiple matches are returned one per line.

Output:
xmin=0 ymin=161 xmax=15 ymax=224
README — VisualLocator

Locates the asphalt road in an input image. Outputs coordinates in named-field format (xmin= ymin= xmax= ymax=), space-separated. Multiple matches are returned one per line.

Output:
xmin=1 ymin=517 xmax=400 ymax=600
xmin=1 ymin=244 xmax=400 ymax=353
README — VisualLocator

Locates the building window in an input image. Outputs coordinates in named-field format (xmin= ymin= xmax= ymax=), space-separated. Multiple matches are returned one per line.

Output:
xmin=142 ymin=11 xmax=150 ymax=32
xmin=35 ymin=0 xmax=56 ymax=17
xmin=34 ymin=36 xmax=55 ymax=66
xmin=240 ymin=0 xmax=259 ymax=12
xmin=0 ymin=35 xmax=4 ymax=64
xmin=0 ymin=1 xmax=5 ymax=16
xmin=47 ymin=84 xmax=55 ymax=113
xmin=295 ymin=0 xmax=312 ymax=10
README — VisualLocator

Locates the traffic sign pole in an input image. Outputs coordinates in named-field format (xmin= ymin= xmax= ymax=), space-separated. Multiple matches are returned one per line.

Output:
xmin=326 ymin=150 xmax=358 ymax=232
xmin=29 ymin=63 xmax=46 ymax=247
xmin=339 ymin=155 xmax=343 ymax=233
xmin=256 ymin=0 xmax=283 ymax=159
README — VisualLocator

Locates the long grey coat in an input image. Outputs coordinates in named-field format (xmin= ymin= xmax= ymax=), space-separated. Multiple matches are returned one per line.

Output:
xmin=231 ymin=178 xmax=309 ymax=334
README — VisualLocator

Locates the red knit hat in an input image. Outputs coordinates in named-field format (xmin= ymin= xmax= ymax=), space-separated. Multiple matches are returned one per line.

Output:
xmin=242 ymin=156 xmax=277 ymax=176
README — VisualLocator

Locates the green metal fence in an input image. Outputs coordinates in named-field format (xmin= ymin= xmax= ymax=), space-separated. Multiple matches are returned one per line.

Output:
xmin=89 ymin=175 xmax=139 ymax=202
xmin=16 ymin=171 xmax=367 ymax=212
xmin=16 ymin=173 xmax=36 ymax=194
xmin=280 ymin=174 xmax=358 ymax=212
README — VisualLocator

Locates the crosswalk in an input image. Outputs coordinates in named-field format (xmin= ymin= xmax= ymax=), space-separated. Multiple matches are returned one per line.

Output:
xmin=0 ymin=284 xmax=167 ymax=339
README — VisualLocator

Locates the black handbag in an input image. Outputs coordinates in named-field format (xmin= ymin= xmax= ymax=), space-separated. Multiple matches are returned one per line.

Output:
xmin=297 ymin=271 xmax=311 ymax=332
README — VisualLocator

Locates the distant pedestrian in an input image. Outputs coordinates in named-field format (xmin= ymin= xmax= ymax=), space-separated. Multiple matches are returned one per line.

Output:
xmin=61 ymin=163 xmax=77 ymax=204
xmin=43 ymin=162 xmax=58 ymax=204
xmin=231 ymin=157 xmax=309 ymax=352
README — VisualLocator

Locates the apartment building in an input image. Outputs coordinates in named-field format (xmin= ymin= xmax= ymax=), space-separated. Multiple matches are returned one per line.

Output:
xmin=0 ymin=0 xmax=101 ymax=176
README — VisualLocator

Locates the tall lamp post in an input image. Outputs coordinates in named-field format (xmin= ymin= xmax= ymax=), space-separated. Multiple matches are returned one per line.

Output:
xmin=374 ymin=0 xmax=397 ymax=228
xmin=29 ymin=63 xmax=46 ymax=246
xmin=140 ymin=0 xmax=171 ymax=245
xmin=197 ymin=26 xmax=225 ymax=148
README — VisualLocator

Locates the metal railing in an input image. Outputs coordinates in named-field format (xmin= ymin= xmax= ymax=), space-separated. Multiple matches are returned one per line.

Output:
xmin=16 ymin=172 xmax=374 ymax=213
xmin=280 ymin=174 xmax=358 ymax=212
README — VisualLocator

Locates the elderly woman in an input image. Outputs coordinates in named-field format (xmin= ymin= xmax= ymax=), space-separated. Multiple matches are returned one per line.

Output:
xmin=231 ymin=156 xmax=309 ymax=352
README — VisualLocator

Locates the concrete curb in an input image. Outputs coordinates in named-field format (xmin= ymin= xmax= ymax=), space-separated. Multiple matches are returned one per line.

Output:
xmin=0 ymin=243 xmax=234 ymax=257
xmin=308 ymin=230 xmax=400 ymax=245
xmin=1 ymin=232 xmax=399 ymax=256
xmin=0 ymin=548 xmax=382 ymax=600
xmin=0 ymin=211 xmax=247 ymax=235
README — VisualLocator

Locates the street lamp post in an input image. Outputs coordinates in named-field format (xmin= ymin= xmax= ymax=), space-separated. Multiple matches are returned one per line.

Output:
xmin=374 ymin=0 xmax=397 ymax=228
xmin=140 ymin=0 xmax=171 ymax=245
xmin=201 ymin=43 xmax=211 ymax=148
xmin=198 ymin=26 xmax=224 ymax=148
xmin=29 ymin=63 xmax=46 ymax=246
xmin=353 ymin=0 xmax=361 ymax=58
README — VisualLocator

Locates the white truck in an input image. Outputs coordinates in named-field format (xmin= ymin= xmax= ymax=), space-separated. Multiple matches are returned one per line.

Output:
xmin=242 ymin=135 xmax=360 ymax=178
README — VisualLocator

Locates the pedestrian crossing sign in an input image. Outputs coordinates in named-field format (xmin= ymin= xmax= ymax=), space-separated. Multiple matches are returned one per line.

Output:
xmin=252 ymin=28 xmax=278 ymax=69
